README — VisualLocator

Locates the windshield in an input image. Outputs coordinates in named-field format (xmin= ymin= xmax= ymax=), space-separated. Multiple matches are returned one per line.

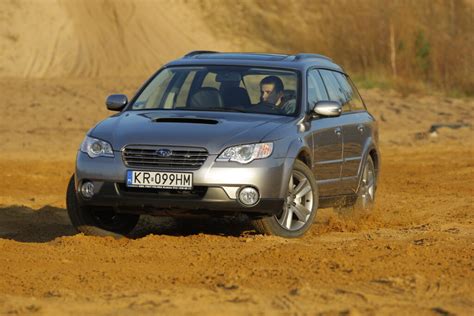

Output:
xmin=130 ymin=66 xmax=299 ymax=116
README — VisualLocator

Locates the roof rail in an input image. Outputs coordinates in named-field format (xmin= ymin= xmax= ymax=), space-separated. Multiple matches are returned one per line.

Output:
xmin=293 ymin=53 xmax=332 ymax=62
xmin=183 ymin=50 xmax=218 ymax=58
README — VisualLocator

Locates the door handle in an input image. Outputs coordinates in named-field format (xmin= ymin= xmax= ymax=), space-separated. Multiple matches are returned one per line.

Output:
xmin=334 ymin=127 xmax=342 ymax=137
xmin=357 ymin=125 xmax=365 ymax=133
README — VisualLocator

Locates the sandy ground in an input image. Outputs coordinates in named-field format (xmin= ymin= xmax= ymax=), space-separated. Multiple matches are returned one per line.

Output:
xmin=0 ymin=77 xmax=473 ymax=315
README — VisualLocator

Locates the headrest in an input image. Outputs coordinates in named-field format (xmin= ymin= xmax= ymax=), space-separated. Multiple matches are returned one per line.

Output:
xmin=189 ymin=87 xmax=223 ymax=108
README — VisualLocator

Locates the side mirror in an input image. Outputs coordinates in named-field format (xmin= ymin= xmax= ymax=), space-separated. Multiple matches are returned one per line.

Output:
xmin=106 ymin=94 xmax=128 ymax=111
xmin=312 ymin=101 xmax=342 ymax=117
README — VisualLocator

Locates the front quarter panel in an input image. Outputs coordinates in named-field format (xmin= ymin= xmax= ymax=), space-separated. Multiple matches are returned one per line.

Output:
xmin=271 ymin=123 xmax=314 ymax=197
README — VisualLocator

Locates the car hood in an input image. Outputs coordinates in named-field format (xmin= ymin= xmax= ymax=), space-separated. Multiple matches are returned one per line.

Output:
xmin=90 ymin=110 xmax=294 ymax=154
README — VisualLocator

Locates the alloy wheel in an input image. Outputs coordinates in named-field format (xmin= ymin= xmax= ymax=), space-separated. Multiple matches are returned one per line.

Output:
xmin=276 ymin=170 xmax=314 ymax=231
xmin=359 ymin=160 xmax=376 ymax=209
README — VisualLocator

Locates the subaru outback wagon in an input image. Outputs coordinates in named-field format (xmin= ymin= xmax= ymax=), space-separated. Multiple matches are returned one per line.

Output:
xmin=66 ymin=51 xmax=380 ymax=238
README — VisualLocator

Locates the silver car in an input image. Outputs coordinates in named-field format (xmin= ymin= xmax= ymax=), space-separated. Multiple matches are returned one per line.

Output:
xmin=66 ymin=52 xmax=380 ymax=238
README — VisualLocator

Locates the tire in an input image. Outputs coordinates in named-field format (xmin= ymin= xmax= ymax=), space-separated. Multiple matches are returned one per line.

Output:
xmin=252 ymin=160 xmax=318 ymax=238
xmin=66 ymin=175 xmax=139 ymax=237
xmin=335 ymin=156 xmax=377 ymax=214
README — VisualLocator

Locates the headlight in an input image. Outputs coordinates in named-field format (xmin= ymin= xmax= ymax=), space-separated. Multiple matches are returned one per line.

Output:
xmin=217 ymin=142 xmax=273 ymax=164
xmin=80 ymin=136 xmax=114 ymax=158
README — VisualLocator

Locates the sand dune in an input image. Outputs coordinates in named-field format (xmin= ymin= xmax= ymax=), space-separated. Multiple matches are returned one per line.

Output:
xmin=0 ymin=0 xmax=233 ymax=78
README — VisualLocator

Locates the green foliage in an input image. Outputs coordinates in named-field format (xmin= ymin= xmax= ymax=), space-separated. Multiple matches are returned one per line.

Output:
xmin=414 ymin=31 xmax=431 ymax=77
xmin=397 ymin=40 xmax=404 ymax=52
xmin=352 ymin=73 xmax=392 ymax=90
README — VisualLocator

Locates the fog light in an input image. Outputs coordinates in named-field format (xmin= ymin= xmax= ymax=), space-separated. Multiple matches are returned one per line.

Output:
xmin=81 ymin=181 xmax=95 ymax=198
xmin=238 ymin=187 xmax=259 ymax=206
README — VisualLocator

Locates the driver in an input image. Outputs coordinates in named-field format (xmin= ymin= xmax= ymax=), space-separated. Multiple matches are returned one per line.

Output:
xmin=259 ymin=76 xmax=296 ymax=114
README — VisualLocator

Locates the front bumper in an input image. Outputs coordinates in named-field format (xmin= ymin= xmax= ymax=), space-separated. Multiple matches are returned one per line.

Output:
xmin=75 ymin=151 xmax=292 ymax=216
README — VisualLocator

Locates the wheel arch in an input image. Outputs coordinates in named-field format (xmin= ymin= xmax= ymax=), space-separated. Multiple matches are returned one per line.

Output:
xmin=296 ymin=148 xmax=312 ymax=168
xmin=369 ymin=147 xmax=380 ymax=177
xmin=279 ymin=139 xmax=314 ymax=198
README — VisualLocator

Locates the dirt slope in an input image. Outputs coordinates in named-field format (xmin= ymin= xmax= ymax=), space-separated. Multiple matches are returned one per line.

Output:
xmin=0 ymin=0 xmax=233 ymax=78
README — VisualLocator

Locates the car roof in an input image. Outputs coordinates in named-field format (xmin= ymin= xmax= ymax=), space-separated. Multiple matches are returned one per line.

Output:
xmin=165 ymin=51 xmax=344 ymax=73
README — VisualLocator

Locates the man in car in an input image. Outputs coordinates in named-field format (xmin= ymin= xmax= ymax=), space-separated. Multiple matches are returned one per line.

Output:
xmin=259 ymin=76 xmax=296 ymax=114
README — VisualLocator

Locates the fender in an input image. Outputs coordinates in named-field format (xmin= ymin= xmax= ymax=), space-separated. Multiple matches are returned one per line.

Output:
xmin=278 ymin=137 xmax=313 ymax=198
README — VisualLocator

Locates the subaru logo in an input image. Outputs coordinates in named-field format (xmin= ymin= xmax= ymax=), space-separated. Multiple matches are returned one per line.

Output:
xmin=156 ymin=148 xmax=172 ymax=157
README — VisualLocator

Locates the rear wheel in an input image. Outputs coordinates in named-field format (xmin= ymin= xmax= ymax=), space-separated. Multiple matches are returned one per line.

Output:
xmin=66 ymin=175 xmax=139 ymax=237
xmin=336 ymin=156 xmax=377 ymax=214
xmin=252 ymin=160 xmax=318 ymax=238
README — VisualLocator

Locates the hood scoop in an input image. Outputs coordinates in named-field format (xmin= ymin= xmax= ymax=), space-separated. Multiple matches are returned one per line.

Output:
xmin=153 ymin=117 xmax=219 ymax=125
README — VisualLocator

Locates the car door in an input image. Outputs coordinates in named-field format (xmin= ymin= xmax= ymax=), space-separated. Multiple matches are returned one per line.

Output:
xmin=331 ymin=71 xmax=369 ymax=193
xmin=307 ymin=69 xmax=343 ymax=196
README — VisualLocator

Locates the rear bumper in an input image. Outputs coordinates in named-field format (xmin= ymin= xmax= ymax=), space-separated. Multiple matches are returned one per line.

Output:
xmin=77 ymin=182 xmax=283 ymax=216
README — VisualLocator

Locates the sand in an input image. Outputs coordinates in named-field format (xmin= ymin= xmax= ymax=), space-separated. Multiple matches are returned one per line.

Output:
xmin=0 ymin=0 xmax=473 ymax=314
xmin=0 ymin=77 xmax=473 ymax=315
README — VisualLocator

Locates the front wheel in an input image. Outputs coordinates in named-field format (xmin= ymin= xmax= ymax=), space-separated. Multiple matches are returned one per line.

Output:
xmin=252 ymin=160 xmax=318 ymax=238
xmin=66 ymin=175 xmax=139 ymax=237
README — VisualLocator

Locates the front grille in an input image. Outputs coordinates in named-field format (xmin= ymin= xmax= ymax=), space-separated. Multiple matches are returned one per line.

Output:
xmin=122 ymin=145 xmax=208 ymax=170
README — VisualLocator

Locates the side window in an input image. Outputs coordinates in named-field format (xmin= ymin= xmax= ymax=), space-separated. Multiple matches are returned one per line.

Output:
xmin=319 ymin=69 xmax=350 ymax=112
xmin=307 ymin=69 xmax=328 ymax=109
xmin=332 ymin=72 xmax=365 ymax=111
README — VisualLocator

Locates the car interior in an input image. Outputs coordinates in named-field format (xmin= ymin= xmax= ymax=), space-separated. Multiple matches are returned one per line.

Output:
xmin=187 ymin=72 xmax=297 ymax=111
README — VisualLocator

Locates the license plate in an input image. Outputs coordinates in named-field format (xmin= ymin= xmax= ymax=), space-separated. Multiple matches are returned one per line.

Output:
xmin=126 ymin=170 xmax=193 ymax=190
